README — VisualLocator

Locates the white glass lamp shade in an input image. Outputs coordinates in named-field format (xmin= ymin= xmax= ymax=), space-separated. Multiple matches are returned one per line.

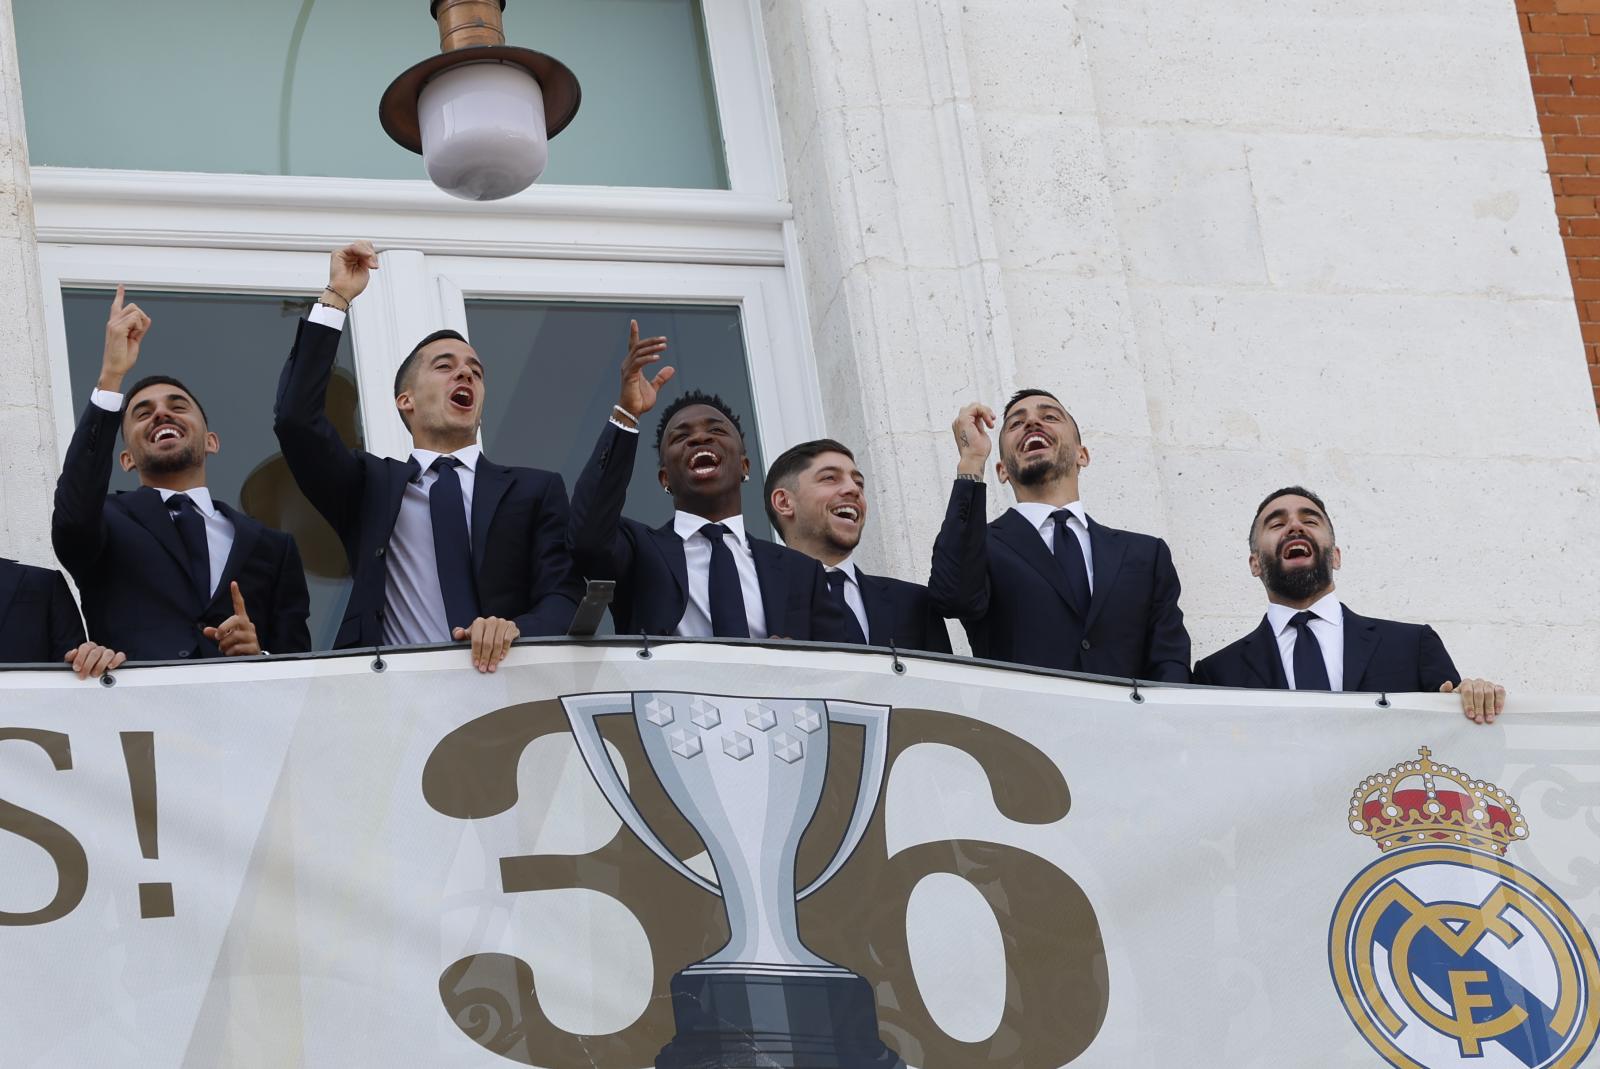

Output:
xmin=418 ymin=62 xmax=549 ymax=201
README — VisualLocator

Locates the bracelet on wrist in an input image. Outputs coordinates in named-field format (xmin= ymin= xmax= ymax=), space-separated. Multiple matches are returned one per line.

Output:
xmin=322 ymin=284 xmax=354 ymax=305
xmin=955 ymin=472 xmax=984 ymax=483
xmin=612 ymin=403 xmax=639 ymax=425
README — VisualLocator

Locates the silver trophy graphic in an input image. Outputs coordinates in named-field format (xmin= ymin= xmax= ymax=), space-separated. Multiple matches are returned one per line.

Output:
xmin=563 ymin=691 xmax=904 ymax=1069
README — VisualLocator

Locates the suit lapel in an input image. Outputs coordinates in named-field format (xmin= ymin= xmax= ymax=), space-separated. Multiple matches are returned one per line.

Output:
xmin=206 ymin=502 xmax=262 ymax=613
xmin=122 ymin=487 xmax=196 ymax=579
xmin=1341 ymin=605 xmax=1381 ymax=691
xmin=991 ymin=509 xmax=1083 ymax=615
xmin=386 ymin=457 xmax=420 ymax=541
xmin=650 ymin=520 xmax=689 ymax=607
xmin=0 ymin=561 xmax=23 ymax=635
xmin=750 ymin=537 xmax=788 ymax=630
xmin=1241 ymin=615 xmax=1286 ymax=688
xmin=1083 ymin=517 xmax=1124 ymax=630
xmin=469 ymin=458 xmax=513 ymax=574
xmin=856 ymin=572 xmax=894 ymax=647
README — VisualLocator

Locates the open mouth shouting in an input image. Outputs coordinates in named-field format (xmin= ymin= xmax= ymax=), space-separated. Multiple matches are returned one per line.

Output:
xmin=149 ymin=422 xmax=185 ymax=445
xmin=829 ymin=502 xmax=862 ymax=528
xmin=1020 ymin=430 xmax=1054 ymax=457
xmin=448 ymin=384 xmax=475 ymax=412
xmin=1279 ymin=536 xmax=1316 ymax=563
xmin=687 ymin=448 xmax=723 ymax=480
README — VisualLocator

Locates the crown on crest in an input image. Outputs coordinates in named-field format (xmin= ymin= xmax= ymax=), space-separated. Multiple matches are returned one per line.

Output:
xmin=1348 ymin=746 xmax=1529 ymax=855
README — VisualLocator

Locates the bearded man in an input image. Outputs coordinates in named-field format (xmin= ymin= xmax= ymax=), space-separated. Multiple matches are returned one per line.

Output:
xmin=1193 ymin=487 xmax=1506 ymax=724
xmin=928 ymin=389 xmax=1190 ymax=680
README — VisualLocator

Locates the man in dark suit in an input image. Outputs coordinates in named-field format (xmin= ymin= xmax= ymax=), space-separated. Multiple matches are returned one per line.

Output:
xmin=764 ymin=439 xmax=951 ymax=654
xmin=929 ymin=390 xmax=1190 ymax=680
xmin=1192 ymin=486 xmax=1506 ymax=723
xmin=567 ymin=323 xmax=850 ymax=642
xmin=53 ymin=289 xmax=311 ymax=661
xmin=0 ymin=559 xmax=126 ymax=678
xmin=274 ymin=242 xmax=582 ymax=671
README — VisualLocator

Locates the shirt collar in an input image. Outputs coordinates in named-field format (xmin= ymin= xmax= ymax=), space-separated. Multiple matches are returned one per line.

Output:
xmin=1266 ymin=590 xmax=1343 ymax=636
xmin=1012 ymin=499 xmax=1087 ymax=533
xmin=410 ymin=443 xmax=482 ymax=479
xmin=156 ymin=486 xmax=216 ymax=517
xmin=827 ymin=554 xmax=860 ymax=585
xmin=674 ymin=510 xmax=748 ymax=547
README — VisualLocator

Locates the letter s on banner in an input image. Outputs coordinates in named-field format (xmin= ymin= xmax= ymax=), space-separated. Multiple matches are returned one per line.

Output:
xmin=0 ymin=729 xmax=89 ymax=926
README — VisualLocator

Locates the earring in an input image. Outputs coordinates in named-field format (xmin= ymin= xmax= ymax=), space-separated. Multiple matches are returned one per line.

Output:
xmin=742 ymin=474 xmax=749 ymax=482
xmin=663 ymin=485 xmax=672 ymax=494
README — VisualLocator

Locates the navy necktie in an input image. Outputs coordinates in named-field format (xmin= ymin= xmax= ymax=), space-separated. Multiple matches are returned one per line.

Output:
xmin=1290 ymin=610 xmax=1332 ymax=691
xmin=429 ymin=456 xmax=479 ymax=631
xmin=825 ymin=569 xmax=868 ymax=644
xmin=1049 ymin=509 xmax=1091 ymax=612
xmin=166 ymin=493 xmax=211 ymax=604
xmin=699 ymin=523 xmax=750 ymax=638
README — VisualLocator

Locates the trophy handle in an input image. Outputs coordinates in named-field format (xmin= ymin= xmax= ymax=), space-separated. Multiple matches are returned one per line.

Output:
xmin=560 ymin=692 xmax=721 ymax=896
xmin=797 ymin=701 xmax=891 ymax=900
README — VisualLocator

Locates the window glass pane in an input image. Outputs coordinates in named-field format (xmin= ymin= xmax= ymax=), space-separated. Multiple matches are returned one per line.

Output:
xmin=18 ymin=0 xmax=728 ymax=189
xmin=60 ymin=289 xmax=363 ymax=650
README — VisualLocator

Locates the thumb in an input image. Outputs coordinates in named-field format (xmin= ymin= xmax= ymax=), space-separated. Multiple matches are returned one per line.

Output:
xmin=452 ymin=627 xmax=469 ymax=640
xmin=230 ymin=581 xmax=248 ymax=619
xmin=651 ymin=366 xmax=677 ymax=390
xmin=1439 ymin=681 xmax=1455 ymax=693
xmin=202 ymin=626 xmax=220 ymax=640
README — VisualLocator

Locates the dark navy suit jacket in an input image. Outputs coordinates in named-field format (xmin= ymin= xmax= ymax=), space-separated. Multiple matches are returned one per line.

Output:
xmin=273 ymin=318 xmax=582 ymax=648
xmin=567 ymin=422 xmax=851 ymax=641
xmin=52 ymin=404 xmax=311 ymax=661
xmin=1193 ymin=605 xmax=1461 ymax=693
xmin=0 ymin=560 xmax=88 ymax=664
xmin=854 ymin=570 xmax=952 ymax=655
xmin=928 ymin=479 xmax=1191 ymax=681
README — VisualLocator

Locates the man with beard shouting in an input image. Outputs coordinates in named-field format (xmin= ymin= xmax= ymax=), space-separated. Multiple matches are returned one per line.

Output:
xmin=53 ymin=288 xmax=311 ymax=660
xmin=1193 ymin=487 xmax=1506 ymax=723
xmin=567 ymin=323 xmax=850 ymax=641
xmin=930 ymin=390 xmax=1190 ymax=680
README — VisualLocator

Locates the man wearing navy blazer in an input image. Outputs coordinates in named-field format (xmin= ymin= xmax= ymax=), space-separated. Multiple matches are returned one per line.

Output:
xmin=764 ymin=439 xmax=951 ymax=654
xmin=0 ymin=559 xmax=126 ymax=678
xmin=567 ymin=323 xmax=850 ymax=642
xmin=53 ymin=289 xmax=311 ymax=661
xmin=274 ymin=242 xmax=582 ymax=671
xmin=929 ymin=390 xmax=1190 ymax=680
xmin=1192 ymin=486 xmax=1506 ymax=723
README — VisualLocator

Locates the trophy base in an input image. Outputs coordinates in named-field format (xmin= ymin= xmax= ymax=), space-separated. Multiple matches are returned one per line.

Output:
xmin=656 ymin=969 xmax=905 ymax=1069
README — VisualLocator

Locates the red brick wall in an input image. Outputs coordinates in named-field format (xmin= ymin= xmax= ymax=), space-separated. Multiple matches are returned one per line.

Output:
xmin=1520 ymin=0 xmax=1600 ymax=419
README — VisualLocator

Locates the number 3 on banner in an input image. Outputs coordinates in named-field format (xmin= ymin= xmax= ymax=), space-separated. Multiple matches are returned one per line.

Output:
xmin=423 ymin=704 xmax=1108 ymax=1068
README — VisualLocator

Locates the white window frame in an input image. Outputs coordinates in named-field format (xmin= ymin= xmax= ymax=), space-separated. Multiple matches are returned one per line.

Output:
xmin=28 ymin=0 xmax=821 ymax=464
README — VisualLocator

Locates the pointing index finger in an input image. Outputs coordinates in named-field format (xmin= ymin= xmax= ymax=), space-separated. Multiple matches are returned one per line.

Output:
xmin=629 ymin=319 xmax=640 ymax=347
xmin=112 ymin=285 xmax=125 ymax=314
xmin=230 ymin=580 xmax=248 ymax=619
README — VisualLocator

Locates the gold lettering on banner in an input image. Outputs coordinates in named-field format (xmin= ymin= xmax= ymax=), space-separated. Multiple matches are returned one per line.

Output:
xmin=0 ymin=729 xmax=89 ymax=926
xmin=424 ymin=702 xmax=1107 ymax=1068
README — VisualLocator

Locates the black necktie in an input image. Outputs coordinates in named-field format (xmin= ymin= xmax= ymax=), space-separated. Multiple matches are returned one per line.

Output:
xmin=1049 ymin=509 xmax=1091 ymax=612
xmin=166 ymin=493 xmax=211 ymax=604
xmin=1290 ymin=610 xmax=1332 ymax=691
xmin=825 ymin=569 xmax=868 ymax=644
xmin=429 ymin=456 xmax=479 ymax=631
xmin=698 ymin=523 xmax=749 ymax=638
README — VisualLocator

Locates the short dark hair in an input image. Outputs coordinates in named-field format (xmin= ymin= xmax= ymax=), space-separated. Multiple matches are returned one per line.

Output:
xmin=1250 ymin=485 xmax=1333 ymax=547
xmin=1002 ymin=387 xmax=1081 ymax=440
xmin=654 ymin=390 xmax=745 ymax=453
xmin=121 ymin=375 xmax=208 ymax=431
xmin=762 ymin=438 xmax=856 ymax=532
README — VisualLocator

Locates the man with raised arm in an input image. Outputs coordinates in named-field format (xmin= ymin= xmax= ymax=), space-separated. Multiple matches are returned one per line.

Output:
xmin=763 ymin=439 xmax=951 ymax=654
xmin=1193 ymin=486 xmax=1507 ymax=724
xmin=53 ymin=289 xmax=311 ymax=661
xmin=273 ymin=242 xmax=582 ymax=671
xmin=567 ymin=323 xmax=850 ymax=642
xmin=929 ymin=390 xmax=1190 ymax=680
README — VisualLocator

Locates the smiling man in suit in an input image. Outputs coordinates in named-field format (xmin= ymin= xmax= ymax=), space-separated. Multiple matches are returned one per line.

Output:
xmin=764 ymin=439 xmax=950 ymax=654
xmin=929 ymin=389 xmax=1190 ymax=680
xmin=567 ymin=323 xmax=850 ymax=642
xmin=274 ymin=242 xmax=583 ymax=671
xmin=0 ymin=559 xmax=126 ymax=678
xmin=53 ymin=289 xmax=311 ymax=661
xmin=1192 ymin=486 xmax=1506 ymax=723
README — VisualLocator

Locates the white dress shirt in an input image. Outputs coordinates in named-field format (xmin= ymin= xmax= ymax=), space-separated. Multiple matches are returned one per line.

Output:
xmin=89 ymin=389 xmax=234 ymax=598
xmin=1266 ymin=591 xmax=1345 ymax=691
xmin=826 ymin=555 xmax=869 ymax=640
xmin=383 ymin=444 xmax=481 ymax=646
xmin=672 ymin=511 xmax=768 ymax=639
xmin=1010 ymin=499 xmax=1095 ymax=593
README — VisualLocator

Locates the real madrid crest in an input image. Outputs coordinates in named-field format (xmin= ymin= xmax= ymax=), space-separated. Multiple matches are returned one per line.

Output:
xmin=1329 ymin=747 xmax=1600 ymax=1069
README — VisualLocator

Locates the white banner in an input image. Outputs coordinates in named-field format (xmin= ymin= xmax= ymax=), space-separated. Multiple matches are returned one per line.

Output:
xmin=0 ymin=642 xmax=1595 ymax=1069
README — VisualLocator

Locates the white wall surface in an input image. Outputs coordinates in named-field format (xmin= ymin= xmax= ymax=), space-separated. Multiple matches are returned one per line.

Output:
xmin=764 ymin=0 xmax=1600 ymax=691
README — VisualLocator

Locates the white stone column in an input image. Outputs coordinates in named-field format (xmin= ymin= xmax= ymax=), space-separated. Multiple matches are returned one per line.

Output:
xmin=0 ymin=0 xmax=58 ymax=563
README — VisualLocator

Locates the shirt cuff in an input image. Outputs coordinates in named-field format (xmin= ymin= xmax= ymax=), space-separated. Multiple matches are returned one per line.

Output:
xmin=608 ymin=417 xmax=640 ymax=435
xmin=90 ymin=388 xmax=123 ymax=413
xmin=307 ymin=303 xmax=347 ymax=330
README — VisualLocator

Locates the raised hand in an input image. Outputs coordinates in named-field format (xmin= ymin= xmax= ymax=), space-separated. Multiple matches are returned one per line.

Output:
xmin=100 ymin=285 xmax=151 ymax=392
xmin=202 ymin=582 xmax=262 ymax=657
xmin=62 ymin=641 xmax=127 ymax=680
xmin=617 ymin=319 xmax=674 ymax=422
xmin=453 ymin=616 xmax=520 ymax=673
xmin=952 ymin=402 xmax=996 ymax=476
xmin=324 ymin=240 xmax=379 ymax=310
